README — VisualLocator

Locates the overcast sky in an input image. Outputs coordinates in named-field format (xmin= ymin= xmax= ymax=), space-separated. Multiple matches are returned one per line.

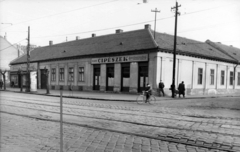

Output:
xmin=1 ymin=0 xmax=240 ymax=48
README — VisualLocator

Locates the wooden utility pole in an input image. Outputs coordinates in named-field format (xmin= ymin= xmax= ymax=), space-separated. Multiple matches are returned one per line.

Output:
xmin=171 ymin=2 xmax=181 ymax=98
xmin=151 ymin=8 xmax=160 ymax=39
xmin=26 ymin=26 xmax=30 ymax=92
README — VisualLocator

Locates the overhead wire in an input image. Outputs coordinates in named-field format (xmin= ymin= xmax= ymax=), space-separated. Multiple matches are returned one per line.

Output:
xmin=0 ymin=39 xmax=26 ymax=51
xmin=32 ymin=2 xmax=239 ymax=39
xmin=2 ymin=0 xmax=119 ymax=29
xmin=32 ymin=16 xmax=174 ymax=38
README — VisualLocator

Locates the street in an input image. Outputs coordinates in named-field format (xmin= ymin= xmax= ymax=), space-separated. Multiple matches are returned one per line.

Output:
xmin=1 ymin=91 xmax=240 ymax=152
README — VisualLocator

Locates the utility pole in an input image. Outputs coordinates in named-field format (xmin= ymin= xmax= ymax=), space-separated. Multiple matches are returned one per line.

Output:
xmin=171 ymin=2 xmax=181 ymax=98
xmin=151 ymin=8 xmax=160 ymax=39
xmin=25 ymin=26 xmax=30 ymax=92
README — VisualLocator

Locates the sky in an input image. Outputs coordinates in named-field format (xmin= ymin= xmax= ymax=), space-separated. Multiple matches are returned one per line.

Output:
xmin=0 ymin=0 xmax=240 ymax=49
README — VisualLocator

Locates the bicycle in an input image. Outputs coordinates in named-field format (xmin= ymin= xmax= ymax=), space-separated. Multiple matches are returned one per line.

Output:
xmin=136 ymin=91 xmax=156 ymax=104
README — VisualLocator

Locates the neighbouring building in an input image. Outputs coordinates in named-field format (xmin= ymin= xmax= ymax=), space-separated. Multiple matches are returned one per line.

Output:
xmin=0 ymin=35 xmax=21 ymax=87
xmin=9 ymin=25 xmax=240 ymax=95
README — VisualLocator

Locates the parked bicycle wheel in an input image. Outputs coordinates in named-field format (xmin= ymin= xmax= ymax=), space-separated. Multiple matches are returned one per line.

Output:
xmin=149 ymin=95 xmax=156 ymax=104
xmin=136 ymin=95 xmax=145 ymax=104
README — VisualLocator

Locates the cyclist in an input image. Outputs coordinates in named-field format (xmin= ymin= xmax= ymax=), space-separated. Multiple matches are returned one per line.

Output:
xmin=145 ymin=84 xmax=152 ymax=103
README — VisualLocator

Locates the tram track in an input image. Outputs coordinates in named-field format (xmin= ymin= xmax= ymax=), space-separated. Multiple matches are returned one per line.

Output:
xmin=1 ymin=95 xmax=240 ymax=151
xmin=2 ymin=95 xmax=240 ymax=122
xmin=1 ymin=105 xmax=239 ymax=152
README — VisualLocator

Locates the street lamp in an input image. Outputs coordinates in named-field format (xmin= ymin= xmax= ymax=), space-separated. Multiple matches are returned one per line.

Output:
xmin=17 ymin=68 xmax=23 ymax=92
xmin=44 ymin=67 xmax=50 ymax=94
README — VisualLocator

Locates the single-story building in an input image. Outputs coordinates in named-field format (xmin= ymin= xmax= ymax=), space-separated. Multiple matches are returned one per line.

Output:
xmin=9 ymin=24 xmax=240 ymax=95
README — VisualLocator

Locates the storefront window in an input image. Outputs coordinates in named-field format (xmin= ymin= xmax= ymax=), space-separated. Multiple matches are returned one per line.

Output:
xmin=198 ymin=68 xmax=203 ymax=85
xmin=221 ymin=70 xmax=225 ymax=85
xmin=68 ymin=67 xmax=74 ymax=81
xmin=51 ymin=68 xmax=56 ymax=81
xmin=230 ymin=71 xmax=234 ymax=85
xmin=78 ymin=67 xmax=84 ymax=82
xmin=59 ymin=68 xmax=64 ymax=81
xmin=210 ymin=69 xmax=214 ymax=85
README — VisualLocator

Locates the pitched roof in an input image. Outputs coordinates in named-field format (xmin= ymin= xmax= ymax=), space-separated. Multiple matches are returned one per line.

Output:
xmin=206 ymin=40 xmax=240 ymax=62
xmin=154 ymin=32 xmax=235 ymax=62
xmin=10 ymin=27 xmax=238 ymax=65
xmin=10 ymin=29 xmax=157 ymax=65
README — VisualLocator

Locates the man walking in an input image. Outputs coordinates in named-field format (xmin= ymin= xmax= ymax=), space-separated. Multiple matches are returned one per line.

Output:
xmin=158 ymin=80 xmax=165 ymax=97
xmin=178 ymin=81 xmax=185 ymax=98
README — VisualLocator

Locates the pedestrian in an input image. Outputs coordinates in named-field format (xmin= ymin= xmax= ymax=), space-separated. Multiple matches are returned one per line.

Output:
xmin=178 ymin=81 xmax=185 ymax=98
xmin=0 ymin=80 xmax=3 ymax=90
xmin=158 ymin=80 xmax=165 ymax=97
xmin=145 ymin=84 xmax=152 ymax=103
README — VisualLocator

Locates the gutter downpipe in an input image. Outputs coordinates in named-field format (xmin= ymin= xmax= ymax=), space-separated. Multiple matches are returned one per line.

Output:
xmin=233 ymin=62 xmax=239 ymax=89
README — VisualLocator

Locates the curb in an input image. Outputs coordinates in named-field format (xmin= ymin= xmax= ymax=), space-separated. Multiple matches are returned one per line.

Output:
xmin=1 ymin=89 xmax=240 ymax=102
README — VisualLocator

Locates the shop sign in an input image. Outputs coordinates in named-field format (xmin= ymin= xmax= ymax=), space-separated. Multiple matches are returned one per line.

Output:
xmin=91 ymin=54 xmax=148 ymax=64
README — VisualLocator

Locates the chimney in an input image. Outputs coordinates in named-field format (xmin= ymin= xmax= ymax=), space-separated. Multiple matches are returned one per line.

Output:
xmin=92 ymin=33 xmax=96 ymax=37
xmin=49 ymin=41 xmax=53 ymax=46
xmin=145 ymin=24 xmax=151 ymax=29
xmin=76 ymin=36 xmax=79 ymax=40
xmin=116 ymin=29 xmax=123 ymax=34
xmin=143 ymin=0 xmax=148 ymax=3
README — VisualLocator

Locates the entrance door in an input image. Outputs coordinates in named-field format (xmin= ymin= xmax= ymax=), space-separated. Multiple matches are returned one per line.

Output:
xmin=40 ymin=69 xmax=47 ymax=89
xmin=93 ymin=65 xmax=100 ymax=90
xmin=106 ymin=64 xmax=114 ymax=91
xmin=18 ymin=74 xmax=21 ymax=88
xmin=138 ymin=62 xmax=148 ymax=93
xmin=121 ymin=63 xmax=130 ymax=92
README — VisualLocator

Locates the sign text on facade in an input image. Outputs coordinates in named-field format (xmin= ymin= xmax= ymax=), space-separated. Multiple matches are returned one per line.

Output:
xmin=91 ymin=54 xmax=148 ymax=64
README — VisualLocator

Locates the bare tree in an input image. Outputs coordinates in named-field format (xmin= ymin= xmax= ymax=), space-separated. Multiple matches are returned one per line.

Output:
xmin=0 ymin=69 xmax=7 ymax=90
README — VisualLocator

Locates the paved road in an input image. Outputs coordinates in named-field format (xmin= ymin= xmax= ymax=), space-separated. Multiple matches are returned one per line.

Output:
xmin=1 ymin=91 xmax=240 ymax=152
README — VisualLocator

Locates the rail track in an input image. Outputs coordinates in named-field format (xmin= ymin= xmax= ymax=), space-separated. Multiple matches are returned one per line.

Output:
xmin=1 ymin=95 xmax=240 ymax=152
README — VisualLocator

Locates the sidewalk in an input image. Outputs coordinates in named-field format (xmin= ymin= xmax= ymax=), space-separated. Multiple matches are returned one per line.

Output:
xmin=2 ymin=87 xmax=240 ymax=102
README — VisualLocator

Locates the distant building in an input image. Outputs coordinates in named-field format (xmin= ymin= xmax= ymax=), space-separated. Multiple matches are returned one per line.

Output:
xmin=14 ymin=44 xmax=38 ymax=55
xmin=9 ymin=25 xmax=240 ymax=95
xmin=0 ymin=36 xmax=20 ymax=86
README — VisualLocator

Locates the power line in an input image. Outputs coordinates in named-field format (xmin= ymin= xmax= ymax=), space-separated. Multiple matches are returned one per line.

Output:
xmin=32 ymin=16 xmax=174 ymax=39
xmin=0 ymin=39 xmax=26 ymax=51
xmin=178 ymin=20 xmax=240 ymax=34
xmin=2 ymin=0 xmax=119 ymax=28
xmin=181 ymin=2 xmax=236 ymax=16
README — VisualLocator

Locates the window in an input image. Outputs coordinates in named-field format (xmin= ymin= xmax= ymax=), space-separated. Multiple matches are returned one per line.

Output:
xmin=238 ymin=72 xmax=240 ymax=86
xmin=210 ymin=69 xmax=214 ymax=85
xmin=198 ymin=68 xmax=203 ymax=85
xmin=68 ymin=67 xmax=74 ymax=81
xmin=59 ymin=68 xmax=64 ymax=81
xmin=78 ymin=67 xmax=84 ymax=82
xmin=51 ymin=68 xmax=56 ymax=81
xmin=230 ymin=71 xmax=234 ymax=85
xmin=221 ymin=70 xmax=225 ymax=85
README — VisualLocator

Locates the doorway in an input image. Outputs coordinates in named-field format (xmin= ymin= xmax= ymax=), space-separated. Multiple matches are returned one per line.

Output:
xmin=121 ymin=63 xmax=130 ymax=92
xmin=93 ymin=65 xmax=100 ymax=90
xmin=138 ymin=62 xmax=148 ymax=93
xmin=40 ymin=69 xmax=47 ymax=89
xmin=106 ymin=64 xmax=114 ymax=91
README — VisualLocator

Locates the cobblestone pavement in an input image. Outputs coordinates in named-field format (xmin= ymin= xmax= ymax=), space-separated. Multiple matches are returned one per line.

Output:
xmin=1 ymin=113 xmax=226 ymax=152
xmin=1 ymin=92 xmax=240 ymax=152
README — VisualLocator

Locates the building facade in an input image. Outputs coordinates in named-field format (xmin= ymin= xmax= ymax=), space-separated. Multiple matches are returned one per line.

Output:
xmin=9 ymin=25 xmax=240 ymax=96
xmin=0 ymin=35 xmax=21 ymax=87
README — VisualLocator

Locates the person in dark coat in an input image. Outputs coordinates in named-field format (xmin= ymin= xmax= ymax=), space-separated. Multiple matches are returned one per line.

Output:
xmin=158 ymin=80 xmax=165 ymax=97
xmin=145 ymin=84 xmax=152 ymax=102
xmin=178 ymin=81 xmax=185 ymax=98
